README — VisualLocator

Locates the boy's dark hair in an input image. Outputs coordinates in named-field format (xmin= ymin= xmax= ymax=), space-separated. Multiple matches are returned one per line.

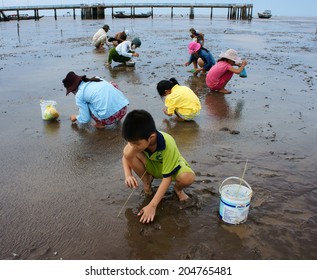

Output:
xmin=122 ymin=110 xmax=156 ymax=141
xmin=156 ymin=77 xmax=179 ymax=97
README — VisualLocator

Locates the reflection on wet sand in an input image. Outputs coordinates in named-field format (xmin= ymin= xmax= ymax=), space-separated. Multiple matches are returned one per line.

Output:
xmin=205 ymin=92 xmax=244 ymax=120
xmin=184 ymin=75 xmax=207 ymax=99
xmin=107 ymin=64 xmax=142 ymax=88
xmin=161 ymin=119 xmax=200 ymax=152
xmin=42 ymin=119 xmax=60 ymax=135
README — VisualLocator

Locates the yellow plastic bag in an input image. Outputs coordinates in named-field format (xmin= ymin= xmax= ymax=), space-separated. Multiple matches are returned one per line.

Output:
xmin=40 ymin=100 xmax=59 ymax=120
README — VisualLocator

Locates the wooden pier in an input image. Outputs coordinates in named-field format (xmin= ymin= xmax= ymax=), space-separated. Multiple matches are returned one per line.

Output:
xmin=0 ymin=3 xmax=253 ymax=21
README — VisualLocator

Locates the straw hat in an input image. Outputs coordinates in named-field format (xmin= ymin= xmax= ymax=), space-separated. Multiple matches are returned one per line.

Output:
xmin=188 ymin=41 xmax=201 ymax=54
xmin=219 ymin=49 xmax=242 ymax=64
xmin=62 ymin=71 xmax=85 ymax=95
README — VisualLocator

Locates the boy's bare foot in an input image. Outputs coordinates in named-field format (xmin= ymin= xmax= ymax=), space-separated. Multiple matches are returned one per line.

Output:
xmin=218 ymin=88 xmax=232 ymax=94
xmin=173 ymin=186 xmax=189 ymax=201
xmin=179 ymin=197 xmax=195 ymax=210
xmin=143 ymin=173 xmax=153 ymax=195
xmin=144 ymin=186 xmax=153 ymax=195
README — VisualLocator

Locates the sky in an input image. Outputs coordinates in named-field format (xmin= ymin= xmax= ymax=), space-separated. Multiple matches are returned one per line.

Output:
xmin=1 ymin=0 xmax=316 ymax=17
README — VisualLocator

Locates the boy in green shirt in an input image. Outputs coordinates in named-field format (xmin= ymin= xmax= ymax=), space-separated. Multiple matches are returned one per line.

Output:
xmin=122 ymin=109 xmax=195 ymax=223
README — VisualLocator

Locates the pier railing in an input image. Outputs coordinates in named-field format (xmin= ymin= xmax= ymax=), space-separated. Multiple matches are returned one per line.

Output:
xmin=0 ymin=3 xmax=253 ymax=21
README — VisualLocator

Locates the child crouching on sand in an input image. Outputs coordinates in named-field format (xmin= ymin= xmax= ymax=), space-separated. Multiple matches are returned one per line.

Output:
xmin=122 ymin=110 xmax=195 ymax=223
xmin=156 ymin=77 xmax=201 ymax=121
xmin=206 ymin=49 xmax=247 ymax=94
xmin=107 ymin=37 xmax=141 ymax=66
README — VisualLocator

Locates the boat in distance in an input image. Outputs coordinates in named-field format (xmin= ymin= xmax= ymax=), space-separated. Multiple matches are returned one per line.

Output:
xmin=258 ymin=10 xmax=272 ymax=19
xmin=113 ymin=11 xmax=152 ymax=19
xmin=7 ymin=14 xmax=44 ymax=20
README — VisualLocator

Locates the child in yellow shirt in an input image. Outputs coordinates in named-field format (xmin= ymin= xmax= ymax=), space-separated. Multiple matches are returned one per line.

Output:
xmin=156 ymin=78 xmax=201 ymax=121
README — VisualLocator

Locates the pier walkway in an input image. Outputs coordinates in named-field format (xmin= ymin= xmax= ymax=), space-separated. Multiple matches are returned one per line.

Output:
xmin=0 ymin=3 xmax=253 ymax=21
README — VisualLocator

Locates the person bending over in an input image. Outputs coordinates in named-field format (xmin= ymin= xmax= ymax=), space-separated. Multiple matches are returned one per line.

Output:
xmin=184 ymin=41 xmax=216 ymax=76
xmin=108 ymin=37 xmax=141 ymax=65
xmin=92 ymin=24 xmax=112 ymax=49
xmin=189 ymin=28 xmax=205 ymax=47
xmin=206 ymin=49 xmax=247 ymax=94
xmin=156 ymin=77 xmax=201 ymax=121
xmin=122 ymin=110 xmax=195 ymax=223
xmin=62 ymin=71 xmax=129 ymax=128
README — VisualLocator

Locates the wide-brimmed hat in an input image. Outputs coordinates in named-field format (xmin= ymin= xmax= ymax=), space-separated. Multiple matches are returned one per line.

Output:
xmin=219 ymin=49 xmax=242 ymax=64
xmin=62 ymin=71 xmax=85 ymax=95
xmin=188 ymin=41 xmax=201 ymax=54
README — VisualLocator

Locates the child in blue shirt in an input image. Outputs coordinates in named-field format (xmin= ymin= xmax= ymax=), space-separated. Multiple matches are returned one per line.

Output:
xmin=62 ymin=71 xmax=129 ymax=128
xmin=184 ymin=41 xmax=216 ymax=76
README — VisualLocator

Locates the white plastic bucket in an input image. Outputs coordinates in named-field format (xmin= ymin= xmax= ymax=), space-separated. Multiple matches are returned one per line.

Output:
xmin=40 ymin=100 xmax=58 ymax=120
xmin=219 ymin=176 xmax=253 ymax=225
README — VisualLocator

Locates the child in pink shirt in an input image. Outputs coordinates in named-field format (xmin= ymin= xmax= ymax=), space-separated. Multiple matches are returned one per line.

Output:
xmin=206 ymin=49 xmax=247 ymax=94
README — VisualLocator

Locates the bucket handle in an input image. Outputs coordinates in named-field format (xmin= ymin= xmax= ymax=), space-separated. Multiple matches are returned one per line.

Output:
xmin=219 ymin=176 xmax=252 ymax=194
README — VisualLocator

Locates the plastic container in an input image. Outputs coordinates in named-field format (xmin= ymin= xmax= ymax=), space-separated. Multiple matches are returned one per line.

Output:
xmin=40 ymin=100 xmax=59 ymax=120
xmin=125 ymin=61 xmax=135 ymax=67
xmin=219 ymin=176 xmax=253 ymax=224
xmin=239 ymin=68 xmax=247 ymax=78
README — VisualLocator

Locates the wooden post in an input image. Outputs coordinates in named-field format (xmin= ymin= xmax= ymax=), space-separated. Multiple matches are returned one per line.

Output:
xmin=171 ymin=7 xmax=173 ymax=18
xmin=97 ymin=7 xmax=104 ymax=19
xmin=85 ymin=8 xmax=92 ymax=19
xmin=54 ymin=9 xmax=57 ymax=20
xmin=73 ymin=8 xmax=76 ymax=20
xmin=189 ymin=7 xmax=194 ymax=19
xmin=210 ymin=7 xmax=213 ymax=19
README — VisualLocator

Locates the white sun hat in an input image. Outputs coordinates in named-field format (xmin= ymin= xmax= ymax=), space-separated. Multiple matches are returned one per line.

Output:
xmin=219 ymin=49 xmax=242 ymax=64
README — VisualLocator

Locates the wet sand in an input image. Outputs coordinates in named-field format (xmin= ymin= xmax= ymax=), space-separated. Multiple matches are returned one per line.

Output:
xmin=0 ymin=15 xmax=316 ymax=260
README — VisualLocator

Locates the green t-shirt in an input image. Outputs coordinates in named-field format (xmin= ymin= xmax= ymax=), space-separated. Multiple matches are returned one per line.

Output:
xmin=143 ymin=131 xmax=183 ymax=178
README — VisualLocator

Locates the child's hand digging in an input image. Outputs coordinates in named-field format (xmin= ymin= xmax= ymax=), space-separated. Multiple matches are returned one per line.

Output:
xmin=125 ymin=175 xmax=138 ymax=189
